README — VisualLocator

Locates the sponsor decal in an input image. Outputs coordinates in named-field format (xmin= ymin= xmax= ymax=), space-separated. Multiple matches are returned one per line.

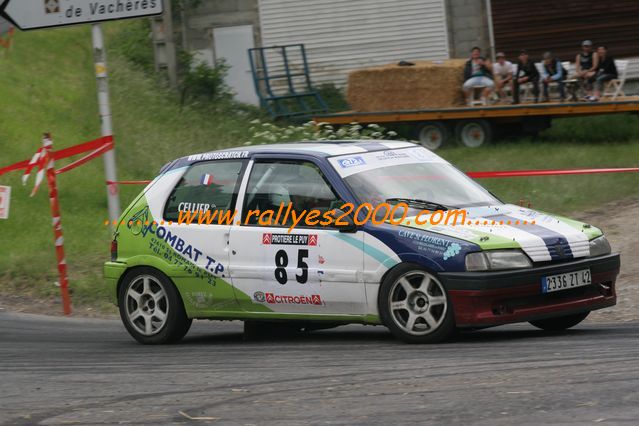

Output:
xmin=184 ymin=291 xmax=215 ymax=309
xmin=260 ymin=292 xmax=323 ymax=305
xmin=200 ymin=173 xmax=214 ymax=185
xmin=318 ymin=255 xmax=326 ymax=264
xmin=443 ymin=243 xmax=462 ymax=260
xmin=337 ymin=156 xmax=366 ymax=168
xmin=262 ymin=233 xmax=318 ymax=246
xmin=374 ymin=150 xmax=410 ymax=161
xmin=133 ymin=218 xmax=225 ymax=276
xmin=187 ymin=151 xmax=249 ymax=161
xmin=128 ymin=206 xmax=150 ymax=236
xmin=253 ymin=291 xmax=266 ymax=302
xmin=178 ymin=202 xmax=215 ymax=213
xmin=398 ymin=229 xmax=463 ymax=260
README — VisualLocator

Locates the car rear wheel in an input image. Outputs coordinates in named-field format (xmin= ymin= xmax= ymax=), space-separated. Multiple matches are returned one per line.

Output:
xmin=379 ymin=264 xmax=455 ymax=343
xmin=529 ymin=311 xmax=590 ymax=331
xmin=118 ymin=267 xmax=192 ymax=344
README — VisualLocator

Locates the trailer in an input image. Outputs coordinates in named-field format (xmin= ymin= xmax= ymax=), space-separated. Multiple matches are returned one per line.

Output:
xmin=313 ymin=97 xmax=639 ymax=149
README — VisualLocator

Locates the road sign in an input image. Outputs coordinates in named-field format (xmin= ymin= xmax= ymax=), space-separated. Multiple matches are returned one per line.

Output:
xmin=0 ymin=0 xmax=163 ymax=31
xmin=0 ymin=185 xmax=10 ymax=219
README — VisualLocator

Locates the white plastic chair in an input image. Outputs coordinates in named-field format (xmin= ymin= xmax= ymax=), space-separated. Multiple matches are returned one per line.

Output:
xmin=603 ymin=60 xmax=628 ymax=100
xmin=468 ymin=87 xmax=488 ymax=107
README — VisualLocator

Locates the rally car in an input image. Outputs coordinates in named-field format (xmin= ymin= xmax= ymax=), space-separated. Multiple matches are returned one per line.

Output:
xmin=104 ymin=140 xmax=619 ymax=344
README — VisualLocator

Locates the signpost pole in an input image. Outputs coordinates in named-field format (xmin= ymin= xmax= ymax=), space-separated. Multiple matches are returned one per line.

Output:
xmin=91 ymin=23 xmax=121 ymax=224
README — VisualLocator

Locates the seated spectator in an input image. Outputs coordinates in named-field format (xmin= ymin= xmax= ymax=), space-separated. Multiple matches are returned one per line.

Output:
xmin=540 ymin=51 xmax=567 ymax=102
xmin=493 ymin=52 xmax=514 ymax=101
xmin=591 ymin=45 xmax=618 ymax=101
xmin=575 ymin=40 xmax=599 ymax=99
xmin=513 ymin=50 xmax=539 ymax=104
xmin=462 ymin=46 xmax=494 ymax=104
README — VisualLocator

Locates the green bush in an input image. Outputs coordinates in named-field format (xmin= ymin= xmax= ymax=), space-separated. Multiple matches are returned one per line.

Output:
xmin=316 ymin=83 xmax=350 ymax=112
xmin=177 ymin=50 xmax=233 ymax=106
xmin=110 ymin=19 xmax=154 ymax=73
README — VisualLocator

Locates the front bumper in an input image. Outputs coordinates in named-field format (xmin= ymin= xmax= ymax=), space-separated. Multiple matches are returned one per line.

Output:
xmin=439 ymin=253 xmax=619 ymax=327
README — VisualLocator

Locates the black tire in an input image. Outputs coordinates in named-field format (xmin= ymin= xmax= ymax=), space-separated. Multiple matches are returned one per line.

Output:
xmin=454 ymin=119 xmax=493 ymax=148
xmin=118 ymin=267 xmax=192 ymax=344
xmin=415 ymin=121 xmax=449 ymax=150
xmin=529 ymin=312 xmax=590 ymax=331
xmin=378 ymin=263 xmax=456 ymax=344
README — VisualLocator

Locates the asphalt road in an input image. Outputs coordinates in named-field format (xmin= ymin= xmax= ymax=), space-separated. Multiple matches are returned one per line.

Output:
xmin=1 ymin=312 xmax=638 ymax=425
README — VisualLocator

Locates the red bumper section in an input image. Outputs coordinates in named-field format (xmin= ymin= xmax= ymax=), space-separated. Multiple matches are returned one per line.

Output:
xmin=444 ymin=256 xmax=619 ymax=328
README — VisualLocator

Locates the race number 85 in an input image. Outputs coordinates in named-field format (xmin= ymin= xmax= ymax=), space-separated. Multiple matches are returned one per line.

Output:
xmin=275 ymin=249 xmax=308 ymax=284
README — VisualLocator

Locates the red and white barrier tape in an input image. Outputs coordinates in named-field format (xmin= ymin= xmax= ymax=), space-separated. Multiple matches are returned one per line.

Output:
xmin=0 ymin=136 xmax=114 ymax=178
xmin=467 ymin=167 xmax=639 ymax=178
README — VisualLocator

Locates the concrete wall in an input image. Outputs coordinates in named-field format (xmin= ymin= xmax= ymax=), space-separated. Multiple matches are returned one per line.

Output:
xmin=181 ymin=0 xmax=260 ymax=53
xmin=445 ymin=0 xmax=490 ymax=59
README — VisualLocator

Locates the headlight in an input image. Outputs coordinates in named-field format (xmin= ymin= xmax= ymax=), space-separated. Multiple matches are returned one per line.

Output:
xmin=589 ymin=236 xmax=611 ymax=257
xmin=465 ymin=250 xmax=532 ymax=271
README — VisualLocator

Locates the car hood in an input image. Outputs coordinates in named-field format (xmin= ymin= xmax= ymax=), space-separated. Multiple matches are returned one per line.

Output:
xmin=399 ymin=204 xmax=602 ymax=262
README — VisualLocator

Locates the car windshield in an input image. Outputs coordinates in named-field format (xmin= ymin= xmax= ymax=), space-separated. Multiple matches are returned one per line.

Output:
xmin=331 ymin=147 xmax=500 ymax=208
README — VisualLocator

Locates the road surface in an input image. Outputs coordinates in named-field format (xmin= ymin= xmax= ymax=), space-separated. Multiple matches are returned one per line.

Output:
xmin=1 ymin=311 xmax=638 ymax=425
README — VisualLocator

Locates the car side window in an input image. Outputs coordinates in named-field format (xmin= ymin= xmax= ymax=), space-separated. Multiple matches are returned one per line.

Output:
xmin=164 ymin=160 xmax=245 ymax=222
xmin=243 ymin=160 xmax=340 ymax=227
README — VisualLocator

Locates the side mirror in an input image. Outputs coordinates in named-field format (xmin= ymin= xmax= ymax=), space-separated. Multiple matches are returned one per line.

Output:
xmin=332 ymin=208 xmax=358 ymax=233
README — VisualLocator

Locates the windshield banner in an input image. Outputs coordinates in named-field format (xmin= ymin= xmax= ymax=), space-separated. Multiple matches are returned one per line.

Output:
xmin=329 ymin=147 xmax=445 ymax=177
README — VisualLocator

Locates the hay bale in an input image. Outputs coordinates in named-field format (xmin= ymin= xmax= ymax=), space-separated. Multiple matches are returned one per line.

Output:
xmin=347 ymin=59 xmax=467 ymax=112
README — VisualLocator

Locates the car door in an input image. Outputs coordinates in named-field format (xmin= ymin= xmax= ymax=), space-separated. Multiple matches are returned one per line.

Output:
xmin=159 ymin=159 xmax=247 ymax=311
xmin=228 ymin=157 xmax=367 ymax=315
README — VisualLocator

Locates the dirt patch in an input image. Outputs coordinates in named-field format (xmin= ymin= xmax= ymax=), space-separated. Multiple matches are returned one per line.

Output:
xmin=1 ymin=198 xmax=637 ymax=322
xmin=574 ymin=197 xmax=639 ymax=323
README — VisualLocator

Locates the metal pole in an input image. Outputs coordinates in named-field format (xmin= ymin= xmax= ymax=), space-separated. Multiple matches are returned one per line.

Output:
xmin=91 ymin=23 xmax=121 ymax=224
xmin=485 ymin=0 xmax=496 ymax=62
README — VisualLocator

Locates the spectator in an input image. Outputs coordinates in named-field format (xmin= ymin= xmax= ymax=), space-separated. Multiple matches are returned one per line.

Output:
xmin=462 ymin=46 xmax=494 ymax=104
xmin=540 ymin=51 xmax=567 ymax=102
xmin=591 ymin=45 xmax=618 ymax=101
xmin=575 ymin=40 xmax=599 ymax=98
xmin=513 ymin=50 xmax=539 ymax=104
xmin=493 ymin=52 xmax=514 ymax=101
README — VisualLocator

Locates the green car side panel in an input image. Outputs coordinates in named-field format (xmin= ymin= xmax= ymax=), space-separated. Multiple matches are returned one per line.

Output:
xmin=108 ymin=196 xmax=379 ymax=323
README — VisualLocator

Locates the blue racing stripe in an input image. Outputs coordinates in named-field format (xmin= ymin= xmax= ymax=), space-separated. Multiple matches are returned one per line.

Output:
xmin=487 ymin=213 xmax=574 ymax=260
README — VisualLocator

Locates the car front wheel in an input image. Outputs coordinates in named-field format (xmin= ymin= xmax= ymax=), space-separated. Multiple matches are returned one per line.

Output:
xmin=118 ymin=267 xmax=192 ymax=344
xmin=379 ymin=264 xmax=455 ymax=343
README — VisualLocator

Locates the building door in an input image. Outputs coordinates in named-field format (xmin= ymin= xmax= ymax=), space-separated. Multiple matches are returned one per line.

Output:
xmin=213 ymin=25 xmax=259 ymax=106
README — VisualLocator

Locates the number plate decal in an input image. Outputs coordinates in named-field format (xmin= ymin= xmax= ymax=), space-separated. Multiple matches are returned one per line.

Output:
xmin=542 ymin=269 xmax=591 ymax=293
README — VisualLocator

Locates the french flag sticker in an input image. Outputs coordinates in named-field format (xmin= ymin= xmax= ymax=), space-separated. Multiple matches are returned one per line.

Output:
xmin=200 ymin=173 xmax=214 ymax=185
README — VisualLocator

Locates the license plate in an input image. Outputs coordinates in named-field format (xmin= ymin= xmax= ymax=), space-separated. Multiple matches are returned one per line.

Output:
xmin=542 ymin=269 xmax=591 ymax=293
